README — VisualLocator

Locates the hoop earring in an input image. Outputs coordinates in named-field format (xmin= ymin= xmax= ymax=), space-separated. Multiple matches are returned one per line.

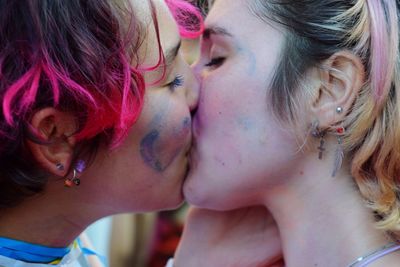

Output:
xmin=64 ymin=160 xmax=86 ymax=187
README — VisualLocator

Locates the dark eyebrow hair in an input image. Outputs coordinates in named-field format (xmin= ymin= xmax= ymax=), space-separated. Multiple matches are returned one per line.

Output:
xmin=164 ymin=40 xmax=182 ymax=67
xmin=203 ymin=26 xmax=234 ymax=40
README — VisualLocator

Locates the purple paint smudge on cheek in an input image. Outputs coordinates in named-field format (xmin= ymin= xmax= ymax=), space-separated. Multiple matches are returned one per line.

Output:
xmin=182 ymin=117 xmax=191 ymax=136
xmin=173 ymin=117 xmax=191 ymax=137
xmin=183 ymin=117 xmax=191 ymax=128
xmin=140 ymin=117 xmax=192 ymax=173
xmin=140 ymin=130 xmax=164 ymax=172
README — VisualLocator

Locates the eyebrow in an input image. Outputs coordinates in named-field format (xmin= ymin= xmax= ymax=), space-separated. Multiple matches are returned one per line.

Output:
xmin=164 ymin=40 xmax=182 ymax=67
xmin=203 ymin=26 xmax=234 ymax=40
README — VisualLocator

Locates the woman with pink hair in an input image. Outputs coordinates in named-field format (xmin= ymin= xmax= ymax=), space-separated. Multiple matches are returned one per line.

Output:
xmin=0 ymin=0 xmax=203 ymax=266
xmin=175 ymin=0 xmax=400 ymax=266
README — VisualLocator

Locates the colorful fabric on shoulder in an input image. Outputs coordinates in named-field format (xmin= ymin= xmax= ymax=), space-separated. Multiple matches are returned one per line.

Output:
xmin=0 ymin=234 xmax=106 ymax=267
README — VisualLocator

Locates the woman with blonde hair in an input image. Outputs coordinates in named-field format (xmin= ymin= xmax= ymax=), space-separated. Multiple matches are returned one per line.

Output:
xmin=176 ymin=0 xmax=400 ymax=266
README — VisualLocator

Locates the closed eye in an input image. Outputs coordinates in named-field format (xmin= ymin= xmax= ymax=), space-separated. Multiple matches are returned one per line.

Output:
xmin=205 ymin=57 xmax=225 ymax=68
xmin=168 ymin=75 xmax=184 ymax=92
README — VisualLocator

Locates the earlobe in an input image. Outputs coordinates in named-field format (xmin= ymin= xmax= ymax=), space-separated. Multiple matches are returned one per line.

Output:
xmin=26 ymin=108 xmax=77 ymax=177
xmin=310 ymin=51 xmax=365 ymax=127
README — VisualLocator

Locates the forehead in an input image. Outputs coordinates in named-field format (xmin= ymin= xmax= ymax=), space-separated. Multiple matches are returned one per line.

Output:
xmin=205 ymin=0 xmax=284 ymax=43
xmin=130 ymin=0 xmax=180 ymax=66
xmin=207 ymin=0 xmax=249 ymax=20
xmin=205 ymin=0 xmax=257 ymax=37
xmin=205 ymin=0 xmax=285 ymax=79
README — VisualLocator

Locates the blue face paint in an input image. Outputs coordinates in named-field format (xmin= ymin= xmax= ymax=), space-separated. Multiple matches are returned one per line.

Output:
xmin=245 ymin=49 xmax=257 ymax=75
xmin=236 ymin=44 xmax=257 ymax=75
xmin=236 ymin=116 xmax=255 ymax=131
xmin=182 ymin=117 xmax=191 ymax=129
xmin=140 ymin=130 xmax=164 ymax=172
xmin=140 ymin=117 xmax=191 ymax=173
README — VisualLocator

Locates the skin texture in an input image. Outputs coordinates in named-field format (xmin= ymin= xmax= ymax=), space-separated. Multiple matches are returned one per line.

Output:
xmin=185 ymin=0 xmax=297 ymax=210
xmin=0 ymin=0 xmax=199 ymax=247
xmin=182 ymin=0 xmax=400 ymax=266
xmin=174 ymin=206 xmax=284 ymax=267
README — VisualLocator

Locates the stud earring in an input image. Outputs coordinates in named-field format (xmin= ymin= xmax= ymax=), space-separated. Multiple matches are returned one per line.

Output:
xmin=336 ymin=106 xmax=343 ymax=114
xmin=56 ymin=163 xmax=64 ymax=171
xmin=311 ymin=120 xmax=326 ymax=160
xmin=64 ymin=160 xmax=86 ymax=187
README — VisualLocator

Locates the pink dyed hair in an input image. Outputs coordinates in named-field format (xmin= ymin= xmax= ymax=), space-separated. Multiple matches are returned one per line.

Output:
xmin=0 ymin=0 xmax=203 ymax=149
xmin=0 ymin=0 xmax=203 ymax=208
xmin=1 ymin=1 xmax=145 ymax=149
xmin=367 ymin=0 xmax=398 ymax=106
xmin=166 ymin=0 xmax=204 ymax=39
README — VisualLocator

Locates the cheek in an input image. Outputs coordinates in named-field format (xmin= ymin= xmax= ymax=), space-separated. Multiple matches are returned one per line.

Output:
xmin=188 ymin=73 xmax=296 ymax=208
xmin=197 ymin=71 xmax=268 ymax=151
xmin=188 ymin=115 xmax=295 ymax=209
xmin=138 ymin=94 xmax=191 ymax=174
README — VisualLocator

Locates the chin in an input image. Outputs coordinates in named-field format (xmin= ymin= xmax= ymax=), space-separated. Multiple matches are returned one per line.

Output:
xmin=163 ymin=197 xmax=185 ymax=211
xmin=184 ymin=172 xmax=253 ymax=211
xmin=158 ymin=189 xmax=185 ymax=211
xmin=143 ymin=191 xmax=185 ymax=212
xmin=183 ymin=175 xmax=222 ymax=210
xmin=158 ymin=169 xmax=187 ymax=211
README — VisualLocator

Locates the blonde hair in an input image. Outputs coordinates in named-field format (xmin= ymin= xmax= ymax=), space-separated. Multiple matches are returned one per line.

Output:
xmin=251 ymin=0 xmax=400 ymax=237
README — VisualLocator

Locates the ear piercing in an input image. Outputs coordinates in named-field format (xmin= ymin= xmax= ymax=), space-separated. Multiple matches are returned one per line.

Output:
xmin=64 ymin=160 xmax=86 ymax=187
xmin=311 ymin=120 xmax=326 ymax=160
xmin=332 ymin=126 xmax=345 ymax=177
xmin=56 ymin=163 xmax=65 ymax=171
xmin=336 ymin=106 xmax=343 ymax=114
xmin=310 ymin=107 xmax=345 ymax=173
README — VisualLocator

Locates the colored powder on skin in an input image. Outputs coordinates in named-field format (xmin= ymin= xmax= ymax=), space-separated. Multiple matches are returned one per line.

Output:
xmin=236 ymin=44 xmax=257 ymax=75
xmin=139 ymin=117 xmax=191 ymax=172
xmin=140 ymin=129 xmax=164 ymax=172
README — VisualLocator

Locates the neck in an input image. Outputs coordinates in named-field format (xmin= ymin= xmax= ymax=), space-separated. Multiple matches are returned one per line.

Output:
xmin=0 ymin=183 xmax=110 ymax=247
xmin=263 ymin=153 xmax=393 ymax=267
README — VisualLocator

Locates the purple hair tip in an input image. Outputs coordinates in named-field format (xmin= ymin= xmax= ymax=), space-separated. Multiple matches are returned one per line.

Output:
xmin=75 ymin=160 xmax=86 ymax=173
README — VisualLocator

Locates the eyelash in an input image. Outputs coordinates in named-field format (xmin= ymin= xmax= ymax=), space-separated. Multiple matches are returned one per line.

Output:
xmin=205 ymin=57 xmax=225 ymax=68
xmin=168 ymin=75 xmax=184 ymax=91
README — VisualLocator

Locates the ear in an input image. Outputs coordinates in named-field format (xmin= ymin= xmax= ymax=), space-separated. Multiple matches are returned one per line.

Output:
xmin=26 ymin=108 xmax=77 ymax=177
xmin=310 ymin=51 xmax=365 ymax=128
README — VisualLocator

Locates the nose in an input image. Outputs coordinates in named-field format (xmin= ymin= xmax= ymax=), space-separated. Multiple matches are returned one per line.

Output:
xmin=185 ymin=64 xmax=200 ymax=112
xmin=191 ymin=58 xmax=202 ymax=82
